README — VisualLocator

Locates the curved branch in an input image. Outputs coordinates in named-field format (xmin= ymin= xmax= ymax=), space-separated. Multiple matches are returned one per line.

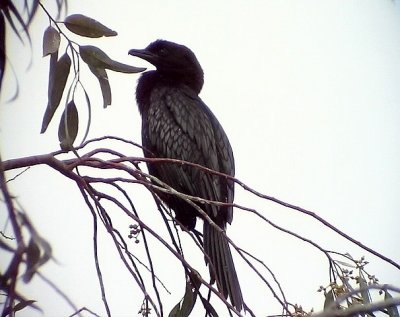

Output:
xmin=3 ymin=139 xmax=399 ymax=316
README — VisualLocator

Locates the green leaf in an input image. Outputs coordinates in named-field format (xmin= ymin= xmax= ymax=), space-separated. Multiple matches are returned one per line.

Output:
xmin=79 ymin=84 xmax=92 ymax=144
xmin=80 ymin=45 xmax=145 ymax=73
xmin=385 ymin=290 xmax=400 ymax=317
xmin=180 ymin=282 xmax=197 ymax=316
xmin=168 ymin=303 xmax=180 ymax=317
xmin=359 ymin=273 xmax=371 ymax=305
xmin=106 ymin=58 xmax=146 ymax=74
xmin=64 ymin=13 xmax=117 ymax=38
xmin=42 ymin=25 xmax=60 ymax=57
xmin=168 ymin=280 xmax=198 ymax=317
xmin=41 ymin=53 xmax=71 ymax=133
xmin=58 ymin=100 xmax=79 ymax=150
xmin=87 ymin=65 xmax=111 ymax=107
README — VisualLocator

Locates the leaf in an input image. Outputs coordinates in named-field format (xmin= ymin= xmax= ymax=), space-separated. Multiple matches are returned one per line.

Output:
xmin=105 ymin=58 xmax=146 ymax=74
xmin=13 ymin=300 xmax=37 ymax=313
xmin=26 ymin=0 xmax=40 ymax=26
xmin=168 ymin=279 xmax=198 ymax=317
xmin=2 ymin=0 xmax=32 ymax=45
xmin=359 ymin=273 xmax=371 ymax=305
xmin=48 ymin=51 xmax=59 ymax=92
xmin=33 ymin=232 xmax=53 ymax=268
xmin=23 ymin=238 xmax=41 ymax=283
xmin=168 ymin=303 xmax=180 ymax=317
xmin=43 ymin=26 xmax=60 ymax=57
xmin=79 ymin=84 xmax=92 ymax=144
xmin=55 ymin=0 xmax=66 ymax=19
xmin=385 ymin=290 xmax=400 ymax=317
xmin=58 ymin=100 xmax=79 ymax=150
xmin=80 ymin=45 xmax=145 ymax=73
xmin=336 ymin=260 xmax=356 ymax=268
xmin=41 ymin=53 xmax=71 ymax=133
xmin=179 ymin=282 xmax=197 ymax=316
xmin=64 ymin=13 xmax=117 ymax=38
xmin=87 ymin=65 xmax=111 ymax=107
xmin=2 ymin=299 xmax=38 ymax=317
xmin=324 ymin=289 xmax=336 ymax=310
xmin=79 ymin=45 xmax=145 ymax=106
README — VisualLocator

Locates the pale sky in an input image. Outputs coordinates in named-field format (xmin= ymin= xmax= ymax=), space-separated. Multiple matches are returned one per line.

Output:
xmin=1 ymin=1 xmax=400 ymax=316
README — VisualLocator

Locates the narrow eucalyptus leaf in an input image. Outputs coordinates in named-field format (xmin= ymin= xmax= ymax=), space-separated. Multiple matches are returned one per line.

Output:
xmin=80 ymin=45 xmax=110 ymax=68
xmin=58 ymin=100 xmax=79 ymax=150
xmin=43 ymin=26 xmax=60 ymax=57
xmin=106 ymin=59 xmax=146 ymax=74
xmin=88 ymin=65 xmax=111 ymax=107
xmin=64 ymin=14 xmax=117 ymax=38
xmin=323 ymin=289 xmax=336 ymax=310
xmin=168 ymin=279 xmax=198 ymax=317
xmin=179 ymin=281 xmax=197 ymax=317
xmin=359 ymin=275 xmax=371 ymax=305
xmin=23 ymin=239 xmax=41 ymax=283
xmin=41 ymin=53 xmax=71 ymax=133
xmin=168 ymin=303 xmax=181 ymax=317
xmin=12 ymin=300 xmax=37 ymax=313
xmin=36 ymin=235 xmax=53 ymax=267
xmin=47 ymin=52 xmax=58 ymax=95
xmin=80 ymin=45 xmax=145 ymax=73
xmin=385 ymin=290 xmax=400 ymax=317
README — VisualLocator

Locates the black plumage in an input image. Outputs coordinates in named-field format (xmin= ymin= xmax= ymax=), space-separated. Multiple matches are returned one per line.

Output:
xmin=129 ymin=40 xmax=243 ymax=311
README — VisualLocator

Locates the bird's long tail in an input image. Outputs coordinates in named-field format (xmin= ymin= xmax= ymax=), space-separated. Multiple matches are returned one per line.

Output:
xmin=203 ymin=222 xmax=243 ymax=311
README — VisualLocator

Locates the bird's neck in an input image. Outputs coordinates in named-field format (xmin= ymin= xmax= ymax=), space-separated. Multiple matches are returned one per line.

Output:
xmin=135 ymin=71 xmax=156 ymax=115
xmin=159 ymin=67 xmax=204 ymax=94
xmin=136 ymin=70 xmax=203 ymax=114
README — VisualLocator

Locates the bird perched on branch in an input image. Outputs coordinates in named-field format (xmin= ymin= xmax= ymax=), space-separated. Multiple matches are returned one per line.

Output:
xmin=129 ymin=40 xmax=243 ymax=311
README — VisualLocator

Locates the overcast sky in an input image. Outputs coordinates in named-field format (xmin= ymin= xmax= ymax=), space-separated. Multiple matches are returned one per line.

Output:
xmin=1 ymin=1 xmax=400 ymax=316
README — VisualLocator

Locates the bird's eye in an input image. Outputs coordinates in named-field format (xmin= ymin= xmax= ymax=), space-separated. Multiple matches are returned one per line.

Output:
xmin=158 ymin=47 xmax=168 ymax=56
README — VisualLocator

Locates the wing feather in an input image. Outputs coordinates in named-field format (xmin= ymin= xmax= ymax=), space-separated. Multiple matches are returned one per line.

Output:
xmin=144 ymin=85 xmax=234 ymax=225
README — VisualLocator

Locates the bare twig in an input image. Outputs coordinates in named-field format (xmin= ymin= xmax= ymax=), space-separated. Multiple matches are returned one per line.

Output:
xmin=2 ymin=137 xmax=399 ymax=316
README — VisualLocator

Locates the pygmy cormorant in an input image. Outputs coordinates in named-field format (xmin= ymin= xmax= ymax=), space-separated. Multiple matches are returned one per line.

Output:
xmin=129 ymin=40 xmax=243 ymax=311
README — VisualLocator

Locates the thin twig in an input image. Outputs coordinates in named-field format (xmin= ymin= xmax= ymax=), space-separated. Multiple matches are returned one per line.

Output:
xmin=78 ymin=186 xmax=112 ymax=317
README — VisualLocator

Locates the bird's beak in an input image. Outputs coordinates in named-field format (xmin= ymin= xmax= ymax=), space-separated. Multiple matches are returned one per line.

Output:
xmin=128 ymin=48 xmax=158 ymax=65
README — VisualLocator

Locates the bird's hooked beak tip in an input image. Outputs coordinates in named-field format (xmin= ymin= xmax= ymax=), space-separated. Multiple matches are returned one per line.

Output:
xmin=128 ymin=48 xmax=153 ymax=61
xmin=128 ymin=48 xmax=142 ymax=56
xmin=128 ymin=48 xmax=159 ymax=69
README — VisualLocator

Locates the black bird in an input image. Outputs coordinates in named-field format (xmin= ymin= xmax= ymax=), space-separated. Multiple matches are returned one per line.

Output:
xmin=129 ymin=40 xmax=243 ymax=311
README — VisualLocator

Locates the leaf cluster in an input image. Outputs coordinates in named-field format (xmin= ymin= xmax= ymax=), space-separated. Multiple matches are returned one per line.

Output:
xmin=40 ymin=11 xmax=145 ymax=150
xmin=0 ymin=0 xmax=67 ymax=94
xmin=320 ymin=254 xmax=399 ymax=317
xmin=2 ymin=2 xmax=400 ymax=317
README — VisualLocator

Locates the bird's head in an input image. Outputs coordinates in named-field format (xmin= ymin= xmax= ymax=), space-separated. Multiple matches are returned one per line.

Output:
xmin=129 ymin=40 xmax=204 ymax=93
